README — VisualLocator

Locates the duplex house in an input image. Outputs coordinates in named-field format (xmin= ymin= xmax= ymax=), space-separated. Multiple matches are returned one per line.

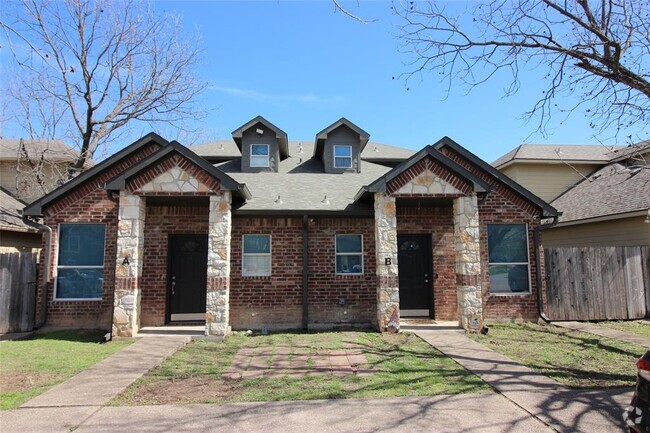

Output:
xmin=23 ymin=116 xmax=557 ymax=337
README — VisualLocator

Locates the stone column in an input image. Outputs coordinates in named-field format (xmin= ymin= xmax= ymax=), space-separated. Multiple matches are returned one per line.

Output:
xmin=113 ymin=192 xmax=145 ymax=337
xmin=206 ymin=192 xmax=232 ymax=337
xmin=453 ymin=194 xmax=483 ymax=331
xmin=374 ymin=192 xmax=400 ymax=332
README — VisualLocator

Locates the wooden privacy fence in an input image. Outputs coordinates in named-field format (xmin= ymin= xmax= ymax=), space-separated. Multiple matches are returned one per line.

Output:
xmin=0 ymin=252 xmax=38 ymax=333
xmin=544 ymin=246 xmax=650 ymax=321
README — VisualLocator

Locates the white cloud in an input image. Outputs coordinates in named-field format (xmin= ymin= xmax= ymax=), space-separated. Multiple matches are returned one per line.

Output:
xmin=209 ymin=85 xmax=345 ymax=105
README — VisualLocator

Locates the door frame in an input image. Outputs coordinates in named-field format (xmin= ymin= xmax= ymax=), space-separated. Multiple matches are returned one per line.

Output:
xmin=165 ymin=234 xmax=208 ymax=324
xmin=397 ymin=233 xmax=435 ymax=319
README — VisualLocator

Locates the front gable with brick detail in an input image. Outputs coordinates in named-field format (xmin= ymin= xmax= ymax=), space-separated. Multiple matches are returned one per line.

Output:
xmin=23 ymin=119 xmax=557 ymax=337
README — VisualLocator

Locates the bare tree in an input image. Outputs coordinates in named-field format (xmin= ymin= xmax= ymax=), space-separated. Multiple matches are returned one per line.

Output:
xmin=394 ymin=0 xmax=650 ymax=137
xmin=1 ymin=0 xmax=206 ymax=178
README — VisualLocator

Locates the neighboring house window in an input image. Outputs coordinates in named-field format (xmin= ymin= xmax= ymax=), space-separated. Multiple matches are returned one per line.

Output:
xmin=56 ymin=223 xmax=106 ymax=300
xmin=250 ymin=144 xmax=270 ymax=167
xmin=242 ymin=234 xmax=271 ymax=276
xmin=335 ymin=234 xmax=363 ymax=275
xmin=487 ymin=224 xmax=530 ymax=294
xmin=333 ymin=145 xmax=352 ymax=168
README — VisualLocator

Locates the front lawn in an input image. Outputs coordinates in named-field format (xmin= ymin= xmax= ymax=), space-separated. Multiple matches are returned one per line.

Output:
xmin=597 ymin=320 xmax=650 ymax=339
xmin=0 ymin=330 xmax=133 ymax=410
xmin=468 ymin=322 xmax=646 ymax=388
xmin=115 ymin=331 xmax=489 ymax=405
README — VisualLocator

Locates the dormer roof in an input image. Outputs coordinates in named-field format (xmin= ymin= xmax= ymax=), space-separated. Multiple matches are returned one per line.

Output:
xmin=231 ymin=115 xmax=289 ymax=160
xmin=313 ymin=118 xmax=370 ymax=160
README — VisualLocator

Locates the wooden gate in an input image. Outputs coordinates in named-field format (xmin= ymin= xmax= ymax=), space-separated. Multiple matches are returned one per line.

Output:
xmin=0 ymin=252 xmax=38 ymax=333
xmin=544 ymin=246 xmax=650 ymax=321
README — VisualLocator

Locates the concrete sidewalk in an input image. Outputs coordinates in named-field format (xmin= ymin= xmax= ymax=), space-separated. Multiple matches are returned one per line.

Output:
xmin=2 ymin=394 xmax=552 ymax=433
xmin=414 ymin=329 xmax=633 ymax=433
xmin=22 ymin=336 xmax=190 ymax=408
xmin=553 ymin=321 xmax=650 ymax=347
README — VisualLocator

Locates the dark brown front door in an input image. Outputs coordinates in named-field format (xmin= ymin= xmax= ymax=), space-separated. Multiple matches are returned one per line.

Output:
xmin=168 ymin=234 xmax=208 ymax=322
xmin=397 ymin=234 xmax=433 ymax=317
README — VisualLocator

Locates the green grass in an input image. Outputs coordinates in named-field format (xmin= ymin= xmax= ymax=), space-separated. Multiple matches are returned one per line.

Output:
xmin=597 ymin=321 xmax=650 ymax=339
xmin=114 ymin=331 xmax=489 ymax=405
xmin=468 ymin=322 xmax=646 ymax=388
xmin=0 ymin=330 xmax=133 ymax=410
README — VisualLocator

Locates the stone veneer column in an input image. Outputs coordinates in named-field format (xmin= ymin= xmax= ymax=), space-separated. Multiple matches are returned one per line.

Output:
xmin=374 ymin=192 xmax=400 ymax=332
xmin=453 ymin=194 xmax=483 ymax=331
xmin=206 ymin=192 xmax=232 ymax=337
xmin=113 ymin=192 xmax=145 ymax=337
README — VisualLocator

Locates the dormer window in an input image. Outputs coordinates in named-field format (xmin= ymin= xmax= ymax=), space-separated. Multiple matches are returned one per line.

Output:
xmin=334 ymin=145 xmax=352 ymax=168
xmin=250 ymin=144 xmax=270 ymax=167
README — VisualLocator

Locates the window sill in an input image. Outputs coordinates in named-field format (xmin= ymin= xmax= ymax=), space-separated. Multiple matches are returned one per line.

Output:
xmin=488 ymin=292 xmax=532 ymax=297
xmin=53 ymin=298 xmax=103 ymax=302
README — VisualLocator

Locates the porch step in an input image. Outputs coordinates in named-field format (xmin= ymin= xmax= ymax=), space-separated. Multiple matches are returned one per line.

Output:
xmin=138 ymin=325 xmax=204 ymax=337
xmin=400 ymin=320 xmax=464 ymax=332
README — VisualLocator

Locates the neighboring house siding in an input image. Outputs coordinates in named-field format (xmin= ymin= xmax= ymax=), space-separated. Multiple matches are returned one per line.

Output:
xmin=1 ymin=161 xmax=69 ymax=203
xmin=501 ymin=163 xmax=600 ymax=202
xmin=543 ymin=216 xmax=650 ymax=247
xmin=0 ymin=230 xmax=41 ymax=253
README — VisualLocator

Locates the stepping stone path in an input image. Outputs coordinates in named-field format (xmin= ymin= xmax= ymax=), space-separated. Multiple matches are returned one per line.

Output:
xmin=222 ymin=343 xmax=373 ymax=380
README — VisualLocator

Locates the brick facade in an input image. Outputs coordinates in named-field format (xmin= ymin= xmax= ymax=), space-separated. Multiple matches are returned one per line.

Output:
xmin=37 ymin=142 xmax=160 ymax=329
xmin=140 ymin=205 xmax=209 ymax=326
xmin=396 ymin=206 xmax=457 ymax=320
xmin=441 ymin=146 xmax=542 ymax=320
xmin=34 ymin=134 xmax=550 ymax=332
xmin=308 ymin=217 xmax=377 ymax=328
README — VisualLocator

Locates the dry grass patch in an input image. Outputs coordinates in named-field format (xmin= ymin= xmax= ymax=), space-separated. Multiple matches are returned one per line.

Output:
xmin=115 ymin=331 xmax=488 ymax=405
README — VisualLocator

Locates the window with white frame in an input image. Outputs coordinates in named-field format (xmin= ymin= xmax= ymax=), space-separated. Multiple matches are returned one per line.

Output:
xmin=333 ymin=145 xmax=352 ymax=168
xmin=487 ymin=224 xmax=530 ymax=294
xmin=56 ymin=223 xmax=106 ymax=300
xmin=242 ymin=234 xmax=271 ymax=276
xmin=335 ymin=234 xmax=363 ymax=274
xmin=250 ymin=144 xmax=270 ymax=167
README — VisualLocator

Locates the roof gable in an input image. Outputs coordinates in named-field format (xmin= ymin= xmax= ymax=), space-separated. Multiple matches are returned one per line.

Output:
xmin=105 ymin=141 xmax=250 ymax=199
xmin=434 ymin=137 xmax=558 ymax=217
xmin=356 ymin=144 xmax=490 ymax=201
xmin=231 ymin=115 xmax=289 ymax=160
xmin=23 ymin=132 xmax=168 ymax=217
xmin=313 ymin=118 xmax=370 ymax=160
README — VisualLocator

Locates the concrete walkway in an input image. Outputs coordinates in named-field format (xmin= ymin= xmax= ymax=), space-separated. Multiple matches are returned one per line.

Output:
xmin=22 ymin=336 xmax=190 ymax=408
xmin=553 ymin=321 xmax=650 ymax=347
xmin=2 ymin=394 xmax=553 ymax=433
xmin=413 ymin=329 xmax=633 ymax=433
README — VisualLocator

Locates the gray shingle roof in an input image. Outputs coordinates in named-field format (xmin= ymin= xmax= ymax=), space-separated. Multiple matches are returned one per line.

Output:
xmin=491 ymin=143 xmax=621 ymax=168
xmin=190 ymin=140 xmax=415 ymax=162
xmin=217 ymin=141 xmax=391 ymax=212
xmin=607 ymin=140 xmax=650 ymax=163
xmin=551 ymin=163 xmax=650 ymax=223
xmin=0 ymin=188 xmax=37 ymax=232
xmin=0 ymin=138 xmax=78 ymax=162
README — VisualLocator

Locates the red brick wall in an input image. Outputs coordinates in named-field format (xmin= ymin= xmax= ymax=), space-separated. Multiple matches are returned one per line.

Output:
xmin=38 ymin=142 xmax=160 ymax=329
xmin=140 ymin=205 xmax=209 ymax=326
xmin=440 ymin=146 xmax=543 ymax=320
xmin=308 ymin=217 xmax=377 ymax=328
xmin=229 ymin=216 xmax=378 ymax=330
xmin=230 ymin=217 xmax=303 ymax=330
xmin=396 ymin=205 xmax=457 ymax=320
